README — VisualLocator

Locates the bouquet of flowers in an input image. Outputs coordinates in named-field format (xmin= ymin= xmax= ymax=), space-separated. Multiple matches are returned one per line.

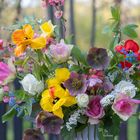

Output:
xmin=1 ymin=1 xmax=140 ymax=139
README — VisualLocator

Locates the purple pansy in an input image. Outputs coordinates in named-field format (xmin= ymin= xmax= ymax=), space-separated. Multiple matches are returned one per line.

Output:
xmin=36 ymin=111 xmax=63 ymax=135
xmin=64 ymin=72 xmax=88 ymax=96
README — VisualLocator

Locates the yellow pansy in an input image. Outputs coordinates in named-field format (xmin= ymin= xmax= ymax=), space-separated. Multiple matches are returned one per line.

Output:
xmin=40 ymin=85 xmax=77 ymax=118
xmin=12 ymin=24 xmax=46 ymax=57
xmin=40 ymin=20 xmax=55 ymax=38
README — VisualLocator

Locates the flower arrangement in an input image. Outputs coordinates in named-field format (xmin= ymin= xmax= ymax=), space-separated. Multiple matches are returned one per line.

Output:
xmin=0 ymin=1 xmax=140 ymax=139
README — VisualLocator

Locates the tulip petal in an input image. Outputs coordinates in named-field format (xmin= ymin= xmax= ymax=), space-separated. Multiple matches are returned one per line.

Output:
xmin=53 ymin=108 xmax=64 ymax=118
xmin=23 ymin=24 xmax=34 ymax=39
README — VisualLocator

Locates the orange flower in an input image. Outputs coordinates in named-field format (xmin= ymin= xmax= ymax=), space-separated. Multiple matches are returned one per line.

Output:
xmin=12 ymin=24 xmax=46 ymax=56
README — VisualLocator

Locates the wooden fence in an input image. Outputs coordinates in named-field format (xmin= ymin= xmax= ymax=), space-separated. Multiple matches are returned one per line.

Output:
xmin=0 ymin=1 xmax=140 ymax=140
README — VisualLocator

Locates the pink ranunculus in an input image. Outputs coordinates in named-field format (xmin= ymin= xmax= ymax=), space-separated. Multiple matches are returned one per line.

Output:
xmin=86 ymin=96 xmax=105 ymax=124
xmin=0 ymin=61 xmax=15 ymax=85
xmin=112 ymin=94 xmax=140 ymax=121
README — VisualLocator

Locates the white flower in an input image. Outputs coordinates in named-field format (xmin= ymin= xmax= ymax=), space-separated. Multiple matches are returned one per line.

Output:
xmin=111 ymin=80 xmax=137 ymax=98
xmin=20 ymin=74 xmax=44 ymax=95
xmin=76 ymin=94 xmax=89 ymax=108
xmin=100 ymin=94 xmax=115 ymax=107
xmin=66 ymin=109 xmax=85 ymax=131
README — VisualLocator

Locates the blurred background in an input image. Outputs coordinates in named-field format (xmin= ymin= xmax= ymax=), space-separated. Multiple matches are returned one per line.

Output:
xmin=0 ymin=0 xmax=140 ymax=140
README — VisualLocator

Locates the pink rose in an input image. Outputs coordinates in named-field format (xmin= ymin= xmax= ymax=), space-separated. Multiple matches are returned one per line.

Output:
xmin=86 ymin=96 xmax=105 ymax=124
xmin=112 ymin=94 xmax=140 ymax=121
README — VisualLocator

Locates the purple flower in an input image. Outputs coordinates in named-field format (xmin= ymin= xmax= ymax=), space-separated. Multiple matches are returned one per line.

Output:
xmin=36 ymin=111 xmax=63 ymax=135
xmin=87 ymin=78 xmax=102 ymax=87
xmin=49 ymin=39 xmax=73 ymax=63
xmin=87 ymin=48 xmax=110 ymax=70
xmin=64 ymin=72 xmax=88 ymax=96
xmin=23 ymin=129 xmax=45 ymax=140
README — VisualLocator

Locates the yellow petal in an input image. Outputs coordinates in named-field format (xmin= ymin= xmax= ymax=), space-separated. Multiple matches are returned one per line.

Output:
xmin=53 ymin=107 xmax=64 ymax=118
xmin=54 ymin=85 xmax=66 ymax=98
xmin=40 ymin=96 xmax=53 ymax=112
xmin=41 ymin=89 xmax=50 ymax=98
xmin=23 ymin=24 xmax=34 ymax=39
xmin=63 ymin=96 xmax=77 ymax=107
xmin=55 ymin=68 xmax=70 ymax=83
xmin=53 ymin=98 xmax=66 ymax=111
xmin=30 ymin=37 xmax=46 ymax=49
xmin=40 ymin=21 xmax=55 ymax=37
xmin=47 ymin=78 xmax=59 ymax=88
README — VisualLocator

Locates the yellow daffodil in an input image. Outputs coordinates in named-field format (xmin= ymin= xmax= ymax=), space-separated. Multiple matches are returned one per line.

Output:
xmin=40 ymin=20 xmax=56 ymax=38
xmin=40 ymin=85 xmax=77 ymax=118
xmin=12 ymin=24 xmax=46 ymax=57
xmin=40 ymin=68 xmax=76 ymax=118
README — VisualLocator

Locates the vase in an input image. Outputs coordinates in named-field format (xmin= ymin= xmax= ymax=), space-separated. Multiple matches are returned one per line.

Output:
xmin=75 ymin=125 xmax=99 ymax=140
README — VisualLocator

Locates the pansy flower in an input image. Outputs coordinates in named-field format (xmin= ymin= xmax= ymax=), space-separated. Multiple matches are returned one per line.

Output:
xmin=12 ymin=24 xmax=46 ymax=56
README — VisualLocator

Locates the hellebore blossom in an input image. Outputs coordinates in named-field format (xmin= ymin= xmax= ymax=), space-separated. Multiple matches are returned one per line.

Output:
xmin=87 ymin=48 xmax=110 ymax=70
xmin=64 ymin=72 xmax=87 ymax=96
xmin=23 ymin=129 xmax=45 ymax=140
xmin=49 ymin=39 xmax=73 ymax=63
xmin=86 ymin=96 xmax=105 ymax=124
xmin=0 ymin=59 xmax=16 ymax=85
xmin=36 ymin=111 xmax=63 ymax=134
xmin=112 ymin=94 xmax=140 ymax=121
xmin=76 ymin=93 xmax=89 ymax=108
xmin=20 ymin=74 xmax=44 ymax=95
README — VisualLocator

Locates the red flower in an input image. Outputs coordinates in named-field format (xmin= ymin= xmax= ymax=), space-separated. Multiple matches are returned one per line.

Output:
xmin=115 ymin=40 xmax=139 ymax=54
xmin=115 ymin=45 xmax=125 ymax=54
xmin=119 ymin=61 xmax=132 ymax=69
xmin=124 ymin=40 xmax=139 ymax=53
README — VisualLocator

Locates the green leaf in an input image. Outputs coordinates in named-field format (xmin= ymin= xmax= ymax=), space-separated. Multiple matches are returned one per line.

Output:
xmin=69 ymin=65 xmax=81 ymax=72
xmin=77 ymin=115 xmax=88 ymax=124
xmin=14 ymin=90 xmax=26 ymax=101
xmin=65 ymin=35 xmax=74 ymax=44
xmin=122 ymin=24 xmax=138 ymax=38
xmin=71 ymin=46 xmax=88 ymax=66
xmin=111 ymin=6 xmax=120 ymax=21
xmin=61 ymin=127 xmax=75 ymax=140
xmin=2 ymin=105 xmax=17 ymax=123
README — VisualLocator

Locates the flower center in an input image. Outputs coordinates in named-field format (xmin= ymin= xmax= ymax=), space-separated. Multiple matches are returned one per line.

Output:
xmin=72 ymin=79 xmax=82 ymax=90
xmin=53 ymin=97 xmax=60 ymax=104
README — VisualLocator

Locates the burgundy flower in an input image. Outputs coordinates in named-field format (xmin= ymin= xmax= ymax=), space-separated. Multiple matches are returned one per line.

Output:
xmin=36 ymin=111 xmax=63 ymax=135
xmin=64 ymin=72 xmax=88 ymax=96
xmin=86 ymin=96 xmax=105 ymax=124
xmin=23 ymin=129 xmax=45 ymax=140
xmin=87 ymin=48 xmax=110 ymax=70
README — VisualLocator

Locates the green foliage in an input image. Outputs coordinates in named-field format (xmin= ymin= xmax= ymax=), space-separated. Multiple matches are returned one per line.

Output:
xmin=111 ymin=6 xmax=120 ymax=21
xmin=71 ymin=45 xmax=89 ymax=66
xmin=2 ymin=105 xmax=17 ymax=123
xmin=122 ymin=24 xmax=138 ymax=38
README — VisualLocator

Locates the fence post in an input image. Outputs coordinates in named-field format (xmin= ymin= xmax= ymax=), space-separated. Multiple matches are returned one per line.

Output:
xmin=13 ymin=78 xmax=23 ymax=140
xmin=69 ymin=0 xmax=76 ymax=44
xmin=119 ymin=122 xmax=127 ymax=140
xmin=0 ymin=103 xmax=7 ymax=140
xmin=137 ymin=105 xmax=140 ymax=140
